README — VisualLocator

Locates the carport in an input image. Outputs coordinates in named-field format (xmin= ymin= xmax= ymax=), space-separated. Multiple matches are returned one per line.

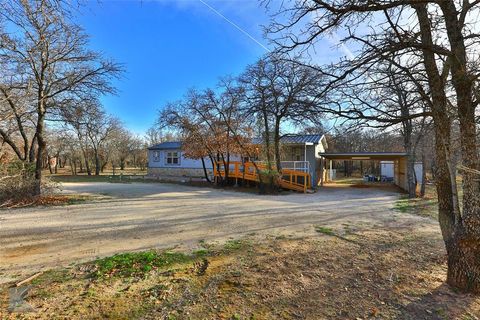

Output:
xmin=318 ymin=152 xmax=409 ymax=190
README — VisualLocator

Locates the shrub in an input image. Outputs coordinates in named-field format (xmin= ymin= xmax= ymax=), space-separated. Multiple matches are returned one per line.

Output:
xmin=0 ymin=161 xmax=36 ymax=203
xmin=0 ymin=161 xmax=58 ymax=206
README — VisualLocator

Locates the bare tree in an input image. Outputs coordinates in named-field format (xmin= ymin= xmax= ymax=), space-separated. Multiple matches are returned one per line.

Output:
xmin=266 ymin=0 xmax=480 ymax=292
xmin=0 ymin=0 xmax=121 ymax=194
xmin=85 ymin=110 xmax=121 ymax=176
xmin=145 ymin=125 xmax=168 ymax=146
xmin=239 ymin=55 xmax=322 ymax=171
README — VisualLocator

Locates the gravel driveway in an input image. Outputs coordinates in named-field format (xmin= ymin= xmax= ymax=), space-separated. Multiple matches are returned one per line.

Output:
xmin=0 ymin=182 xmax=435 ymax=283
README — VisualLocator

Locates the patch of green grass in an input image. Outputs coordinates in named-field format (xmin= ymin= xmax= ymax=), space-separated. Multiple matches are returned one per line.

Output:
xmin=435 ymin=307 xmax=447 ymax=319
xmin=192 ymin=248 xmax=210 ymax=257
xmin=31 ymin=269 xmax=72 ymax=285
xmin=223 ymin=239 xmax=245 ymax=251
xmin=314 ymin=225 xmax=335 ymax=236
xmin=92 ymin=250 xmax=193 ymax=278
xmin=394 ymin=198 xmax=412 ymax=213
xmin=64 ymin=195 xmax=96 ymax=205
xmin=394 ymin=196 xmax=438 ymax=218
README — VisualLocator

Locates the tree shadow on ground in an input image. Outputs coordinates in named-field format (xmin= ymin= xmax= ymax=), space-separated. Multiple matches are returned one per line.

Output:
xmin=401 ymin=283 xmax=479 ymax=319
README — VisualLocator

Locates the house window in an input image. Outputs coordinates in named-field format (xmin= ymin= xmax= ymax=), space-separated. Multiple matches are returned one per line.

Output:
xmin=166 ymin=151 xmax=180 ymax=165
xmin=153 ymin=151 xmax=160 ymax=162
xmin=291 ymin=147 xmax=302 ymax=161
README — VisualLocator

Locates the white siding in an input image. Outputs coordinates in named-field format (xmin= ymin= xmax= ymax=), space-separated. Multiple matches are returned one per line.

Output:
xmin=382 ymin=160 xmax=423 ymax=184
xmin=148 ymin=150 xmax=243 ymax=169
xmin=148 ymin=149 xmax=212 ymax=169
xmin=380 ymin=161 xmax=395 ymax=178
xmin=415 ymin=163 xmax=423 ymax=184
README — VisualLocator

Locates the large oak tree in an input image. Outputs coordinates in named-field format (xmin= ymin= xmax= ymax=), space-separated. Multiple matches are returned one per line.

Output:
xmin=267 ymin=0 xmax=480 ymax=292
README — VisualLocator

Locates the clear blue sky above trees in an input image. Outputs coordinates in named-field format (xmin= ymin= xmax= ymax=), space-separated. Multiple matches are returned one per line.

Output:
xmin=78 ymin=1 xmax=342 ymax=134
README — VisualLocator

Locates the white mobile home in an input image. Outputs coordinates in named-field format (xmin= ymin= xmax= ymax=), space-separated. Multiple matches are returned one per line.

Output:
xmin=147 ymin=134 xmax=328 ymax=186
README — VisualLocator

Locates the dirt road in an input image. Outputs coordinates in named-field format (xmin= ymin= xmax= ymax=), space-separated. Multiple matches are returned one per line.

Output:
xmin=0 ymin=182 xmax=436 ymax=283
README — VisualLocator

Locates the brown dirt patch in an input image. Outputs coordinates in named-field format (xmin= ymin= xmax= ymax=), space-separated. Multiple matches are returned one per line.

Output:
xmin=2 ymin=244 xmax=47 ymax=259
xmin=1 ymin=226 xmax=479 ymax=319
xmin=0 ymin=194 xmax=94 ymax=209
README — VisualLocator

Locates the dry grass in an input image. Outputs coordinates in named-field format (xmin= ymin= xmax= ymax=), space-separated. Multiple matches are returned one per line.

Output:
xmin=1 ymin=226 xmax=479 ymax=320
xmin=45 ymin=166 xmax=147 ymax=178
xmin=0 ymin=194 xmax=98 ymax=209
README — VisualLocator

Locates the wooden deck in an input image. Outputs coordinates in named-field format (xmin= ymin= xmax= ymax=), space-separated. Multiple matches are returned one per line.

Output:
xmin=213 ymin=161 xmax=311 ymax=193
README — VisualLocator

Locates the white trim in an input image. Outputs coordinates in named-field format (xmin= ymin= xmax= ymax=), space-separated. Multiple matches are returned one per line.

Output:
xmin=165 ymin=150 xmax=181 ymax=166
xmin=320 ymin=135 xmax=328 ymax=150
xmin=153 ymin=151 xmax=160 ymax=162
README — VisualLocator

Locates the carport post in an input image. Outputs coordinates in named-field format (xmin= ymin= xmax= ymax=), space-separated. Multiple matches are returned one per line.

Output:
xmin=320 ymin=158 xmax=324 ymax=186
xmin=329 ymin=160 xmax=333 ymax=182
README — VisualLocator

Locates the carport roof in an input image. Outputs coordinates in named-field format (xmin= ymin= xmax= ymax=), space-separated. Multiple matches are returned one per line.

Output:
xmin=251 ymin=134 xmax=324 ymax=145
xmin=319 ymin=152 xmax=407 ymax=160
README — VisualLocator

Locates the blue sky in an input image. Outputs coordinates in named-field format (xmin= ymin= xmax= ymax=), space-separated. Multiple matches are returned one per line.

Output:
xmin=78 ymin=1 xmax=346 ymax=135
xmin=78 ymin=0 xmax=272 ymax=134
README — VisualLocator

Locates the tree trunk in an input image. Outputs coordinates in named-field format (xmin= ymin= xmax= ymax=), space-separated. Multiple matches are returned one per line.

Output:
xmin=94 ymin=150 xmax=100 ymax=176
xmin=201 ymin=157 xmax=211 ymax=183
xmin=48 ymin=156 xmax=54 ymax=174
xmin=446 ymin=236 xmax=480 ymax=292
xmin=54 ymin=152 xmax=59 ymax=174
xmin=34 ymin=111 xmax=46 ymax=196
xmin=439 ymin=0 xmax=480 ymax=292
xmin=420 ymin=151 xmax=427 ymax=197
xmin=29 ymin=134 xmax=37 ymax=163
xmin=82 ymin=149 xmax=91 ymax=176
xmin=262 ymin=110 xmax=272 ymax=171
xmin=406 ymin=154 xmax=417 ymax=198
xmin=70 ymin=158 xmax=75 ymax=175
xmin=220 ymin=153 xmax=229 ymax=185
xmin=396 ymin=81 xmax=416 ymax=198
xmin=274 ymin=121 xmax=281 ymax=172
xmin=215 ymin=153 xmax=223 ymax=185
xmin=414 ymin=3 xmax=477 ymax=291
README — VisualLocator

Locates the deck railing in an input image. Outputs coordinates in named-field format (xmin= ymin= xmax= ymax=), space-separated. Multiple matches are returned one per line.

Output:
xmin=280 ymin=161 xmax=310 ymax=173
xmin=213 ymin=161 xmax=311 ymax=193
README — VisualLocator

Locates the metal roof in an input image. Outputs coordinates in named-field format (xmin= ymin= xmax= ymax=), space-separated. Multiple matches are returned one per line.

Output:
xmin=319 ymin=152 xmax=407 ymax=160
xmin=252 ymin=134 xmax=323 ymax=145
xmin=281 ymin=134 xmax=323 ymax=144
xmin=147 ymin=141 xmax=182 ymax=150
xmin=148 ymin=134 xmax=324 ymax=150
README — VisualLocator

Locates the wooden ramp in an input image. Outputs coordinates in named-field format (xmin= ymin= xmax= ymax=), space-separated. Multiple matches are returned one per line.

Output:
xmin=214 ymin=161 xmax=311 ymax=193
